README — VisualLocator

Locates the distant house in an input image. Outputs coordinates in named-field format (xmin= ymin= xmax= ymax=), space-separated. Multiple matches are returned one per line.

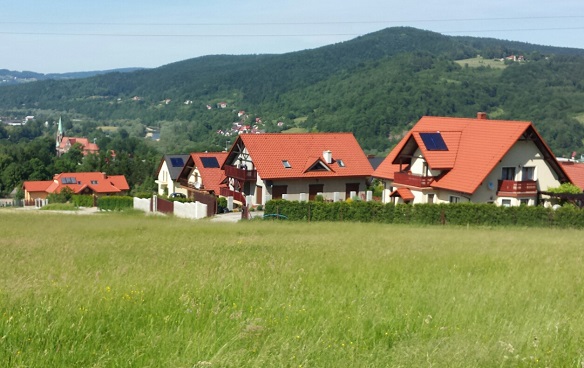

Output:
xmin=23 ymin=172 xmax=129 ymax=202
xmin=373 ymin=113 xmax=570 ymax=206
xmin=217 ymin=102 xmax=227 ymax=109
xmin=176 ymin=152 xmax=228 ymax=196
xmin=155 ymin=154 xmax=189 ymax=196
xmin=221 ymin=133 xmax=373 ymax=205
xmin=55 ymin=117 xmax=99 ymax=156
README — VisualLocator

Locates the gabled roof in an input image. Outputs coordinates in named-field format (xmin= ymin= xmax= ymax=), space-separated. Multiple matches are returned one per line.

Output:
xmin=23 ymin=180 xmax=53 ymax=192
xmin=374 ymin=115 xmax=569 ymax=194
xmin=157 ymin=154 xmax=190 ymax=180
xmin=179 ymin=152 xmax=228 ymax=194
xmin=224 ymin=133 xmax=372 ymax=180
xmin=24 ymin=172 xmax=129 ymax=195
xmin=390 ymin=187 xmax=414 ymax=201
xmin=560 ymin=161 xmax=584 ymax=190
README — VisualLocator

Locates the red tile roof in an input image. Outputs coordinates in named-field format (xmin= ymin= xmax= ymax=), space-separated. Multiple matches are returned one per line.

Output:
xmin=560 ymin=162 xmax=584 ymax=190
xmin=59 ymin=137 xmax=99 ymax=155
xmin=23 ymin=181 xmax=53 ymax=192
xmin=226 ymin=133 xmax=372 ymax=180
xmin=24 ymin=172 xmax=129 ymax=195
xmin=390 ymin=187 xmax=414 ymax=201
xmin=374 ymin=115 xmax=568 ymax=194
xmin=189 ymin=152 xmax=228 ymax=194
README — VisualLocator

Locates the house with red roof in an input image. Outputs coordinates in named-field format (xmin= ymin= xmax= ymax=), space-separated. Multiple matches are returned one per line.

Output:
xmin=23 ymin=172 xmax=129 ymax=202
xmin=559 ymin=161 xmax=584 ymax=191
xmin=155 ymin=154 xmax=189 ymax=196
xmin=220 ymin=133 xmax=373 ymax=205
xmin=55 ymin=117 xmax=99 ymax=156
xmin=373 ymin=113 xmax=570 ymax=206
xmin=176 ymin=152 xmax=228 ymax=197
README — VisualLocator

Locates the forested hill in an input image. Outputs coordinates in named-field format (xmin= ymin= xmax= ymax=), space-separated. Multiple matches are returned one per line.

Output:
xmin=1 ymin=27 xmax=584 ymax=156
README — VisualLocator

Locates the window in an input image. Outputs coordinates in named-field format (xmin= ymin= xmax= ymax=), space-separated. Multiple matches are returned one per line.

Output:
xmin=449 ymin=196 xmax=460 ymax=203
xmin=522 ymin=166 xmax=535 ymax=181
xmin=427 ymin=193 xmax=434 ymax=204
xmin=91 ymin=180 xmax=98 ymax=185
xmin=282 ymin=160 xmax=291 ymax=168
xmin=337 ymin=159 xmax=345 ymax=167
xmin=501 ymin=167 xmax=516 ymax=180
xmin=502 ymin=199 xmax=512 ymax=207
xmin=419 ymin=132 xmax=448 ymax=151
xmin=520 ymin=198 xmax=530 ymax=206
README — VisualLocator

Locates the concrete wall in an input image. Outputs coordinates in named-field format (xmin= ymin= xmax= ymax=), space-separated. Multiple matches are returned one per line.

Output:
xmin=174 ymin=201 xmax=208 ymax=220
xmin=133 ymin=197 xmax=151 ymax=213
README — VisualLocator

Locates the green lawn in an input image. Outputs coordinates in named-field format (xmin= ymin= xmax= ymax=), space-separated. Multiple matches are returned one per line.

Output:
xmin=1 ymin=211 xmax=583 ymax=367
xmin=455 ymin=57 xmax=508 ymax=70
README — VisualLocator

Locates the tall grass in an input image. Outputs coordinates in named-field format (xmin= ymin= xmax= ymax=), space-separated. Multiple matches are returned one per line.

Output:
xmin=1 ymin=211 xmax=584 ymax=367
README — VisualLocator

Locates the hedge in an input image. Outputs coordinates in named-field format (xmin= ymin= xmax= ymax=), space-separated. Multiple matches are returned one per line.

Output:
xmin=98 ymin=196 xmax=134 ymax=211
xmin=264 ymin=200 xmax=584 ymax=228
xmin=72 ymin=195 xmax=94 ymax=207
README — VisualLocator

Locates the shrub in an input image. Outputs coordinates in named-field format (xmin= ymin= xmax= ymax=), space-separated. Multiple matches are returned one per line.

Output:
xmin=72 ymin=195 xmax=94 ymax=207
xmin=98 ymin=196 xmax=133 ymax=211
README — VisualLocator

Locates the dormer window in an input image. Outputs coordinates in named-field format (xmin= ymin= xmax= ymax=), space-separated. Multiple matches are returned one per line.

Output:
xmin=282 ymin=160 xmax=291 ymax=168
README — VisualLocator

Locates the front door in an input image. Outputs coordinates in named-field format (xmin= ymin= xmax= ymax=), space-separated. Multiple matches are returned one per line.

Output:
xmin=345 ymin=183 xmax=360 ymax=200
xmin=309 ymin=184 xmax=324 ymax=201
xmin=256 ymin=186 xmax=263 ymax=205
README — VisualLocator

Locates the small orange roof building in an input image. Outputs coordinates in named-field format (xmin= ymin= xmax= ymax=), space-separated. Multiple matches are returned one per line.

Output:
xmin=221 ymin=133 xmax=373 ymax=205
xmin=373 ymin=113 xmax=570 ymax=206
xmin=23 ymin=172 xmax=129 ymax=202
xmin=55 ymin=117 xmax=99 ymax=156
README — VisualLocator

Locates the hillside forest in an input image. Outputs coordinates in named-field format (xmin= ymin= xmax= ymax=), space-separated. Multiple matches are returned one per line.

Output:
xmin=1 ymin=27 xmax=584 ymax=196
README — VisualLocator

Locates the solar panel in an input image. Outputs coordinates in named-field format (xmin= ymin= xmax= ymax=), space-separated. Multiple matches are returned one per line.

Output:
xmin=200 ymin=157 xmax=220 ymax=168
xmin=170 ymin=157 xmax=185 ymax=167
xmin=419 ymin=132 xmax=448 ymax=151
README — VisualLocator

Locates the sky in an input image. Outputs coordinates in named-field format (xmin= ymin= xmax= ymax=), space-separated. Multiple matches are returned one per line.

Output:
xmin=2 ymin=0 xmax=583 ymax=74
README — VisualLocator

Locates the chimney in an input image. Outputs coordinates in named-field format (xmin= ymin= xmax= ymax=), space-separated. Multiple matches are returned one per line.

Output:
xmin=323 ymin=150 xmax=332 ymax=164
xmin=477 ymin=112 xmax=487 ymax=120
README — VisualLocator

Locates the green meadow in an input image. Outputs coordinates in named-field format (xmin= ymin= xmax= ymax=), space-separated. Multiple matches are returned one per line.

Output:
xmin=1 ymin=211 xmax=584 ymax=367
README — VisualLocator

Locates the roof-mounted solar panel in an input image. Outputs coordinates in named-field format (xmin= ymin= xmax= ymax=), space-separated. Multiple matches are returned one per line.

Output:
xmin=200 ymin=157 xmax=220 ymax=168
xmin=170 ymin=157 xmax=185 ymax=167
xmin=419 ymin=132 xmax=448 ymax=151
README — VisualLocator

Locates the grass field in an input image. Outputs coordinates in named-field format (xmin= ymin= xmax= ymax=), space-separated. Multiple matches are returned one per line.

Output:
xmin=455 ymin=57 xmax=508 ymax=70
xmin=1 ymin=211 xmax=584 ymax=367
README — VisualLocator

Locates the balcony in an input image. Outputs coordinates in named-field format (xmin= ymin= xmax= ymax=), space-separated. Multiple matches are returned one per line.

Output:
xmin=220 ymin=187 xmax=247 ymax=205
xmin=179 ymin=178 xmax=204 ymax=191
xmin=393 ymin=171 xmax=434 ymax=188
xmin=224 ymin=165 xmax=257 ymax=182
xmin=497 ymin=180 xmax=537 ymax=194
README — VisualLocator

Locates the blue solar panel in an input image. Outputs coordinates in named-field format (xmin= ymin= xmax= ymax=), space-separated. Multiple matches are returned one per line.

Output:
xmin=200 ymin=157 xmax=220 ymax=168
xmin=419 ymin=132 xmax=448 ymax=151
xmin=170 ymin=157 xmax=185 ymax=167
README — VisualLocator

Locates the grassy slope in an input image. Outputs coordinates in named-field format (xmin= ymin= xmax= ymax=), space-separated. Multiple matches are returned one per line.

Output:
xmin=1 ymin=211 xmax=583 ymax=367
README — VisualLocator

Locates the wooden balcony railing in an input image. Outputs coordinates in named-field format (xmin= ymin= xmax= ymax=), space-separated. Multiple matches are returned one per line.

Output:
xmin=393 ymin=171 xmax=434 ymax=188
xmin=224 ymin=165 xmax=257 ymax=182
xmin=220 ymin=187 xmax=247 ymax=205
xmin=179 ymin=178 xmax=205 ymax=190
xmin=497 ymin=180 xmax=537 ymax=194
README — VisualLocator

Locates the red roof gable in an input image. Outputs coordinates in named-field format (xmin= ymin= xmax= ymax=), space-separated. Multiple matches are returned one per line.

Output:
xmin=374 ymin=115 xmax=568 ymax=194
xmin=189 ymin=152 xmax=228 ymax=194
xmin=225 ymin=133 xmax=372 ymax=180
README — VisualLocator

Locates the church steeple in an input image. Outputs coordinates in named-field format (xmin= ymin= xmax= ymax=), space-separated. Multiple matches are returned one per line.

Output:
xmin=56 ymin=116 xmax=64 ymax=148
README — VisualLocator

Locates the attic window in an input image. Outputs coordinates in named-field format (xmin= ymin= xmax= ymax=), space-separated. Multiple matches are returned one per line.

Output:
xmin=91 ymin=180 xmax=98 ymax=185
xmin=337 ymin=159 xmax=345 ymax=167
xmin=307 ymin=161 xmax=330 ymax=172
xmin=282 ymin=160 xmax=291 ymax=169
xmin=420 ymin=132 xmax=448 ymax=151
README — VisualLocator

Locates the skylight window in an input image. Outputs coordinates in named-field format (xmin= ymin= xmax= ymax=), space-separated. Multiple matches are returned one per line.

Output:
xmin=419 ymin=132 xmax=448 ymax=151
xmin=282 ymin=160 xmax=291 ymax=168
xmin=91 ymin=180 xmax=98 ymax=185
xmin=337 ymin=159 xmax=345 ymax=167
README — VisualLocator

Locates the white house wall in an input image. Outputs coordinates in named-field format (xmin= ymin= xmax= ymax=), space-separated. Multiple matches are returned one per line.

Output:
xmin=259 ymin=178 xmax=369 ymax=204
